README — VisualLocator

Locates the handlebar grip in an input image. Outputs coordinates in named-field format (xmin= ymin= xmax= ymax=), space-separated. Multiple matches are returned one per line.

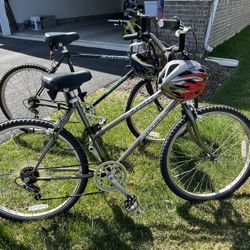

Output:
xmin=108 ymin=19 xmax=136 ymax=34
xmin=158 ymin=17 xmax=180 ymax=31
xmin=123 ymin=33 xmax=138 ymax=40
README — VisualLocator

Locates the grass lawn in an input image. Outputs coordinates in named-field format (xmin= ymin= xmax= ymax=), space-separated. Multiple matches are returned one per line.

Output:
xmin=0 ymin=28 xmax=250 ymax=249
xmin=210 ymin=26 xmax=250 ymax=116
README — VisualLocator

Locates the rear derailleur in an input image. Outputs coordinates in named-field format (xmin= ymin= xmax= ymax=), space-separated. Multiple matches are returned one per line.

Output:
xmin=20 ymin=167 xmax=41 ymax=200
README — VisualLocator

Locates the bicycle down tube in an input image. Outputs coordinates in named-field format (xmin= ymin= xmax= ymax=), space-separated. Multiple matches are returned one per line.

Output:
xmin=74 ymin=90 xmax=179 ymax=163
xmin=33 ymin=89 xmax=170 ymax=168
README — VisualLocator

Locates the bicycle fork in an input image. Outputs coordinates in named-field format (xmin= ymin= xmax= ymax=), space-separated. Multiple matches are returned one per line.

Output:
xmin=183 ymin=104 xmax=216 ymax=159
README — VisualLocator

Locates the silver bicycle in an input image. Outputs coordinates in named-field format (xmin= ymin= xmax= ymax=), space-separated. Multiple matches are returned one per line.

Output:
xmin=0 ymin=19 xmax=249 ymax=221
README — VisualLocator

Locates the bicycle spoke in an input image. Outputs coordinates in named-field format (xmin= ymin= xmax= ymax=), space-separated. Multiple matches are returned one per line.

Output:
xmin=0 ymin=120 xmax=88 ymax=221
xmin=161 ymin=107 xmax=250 ymax=201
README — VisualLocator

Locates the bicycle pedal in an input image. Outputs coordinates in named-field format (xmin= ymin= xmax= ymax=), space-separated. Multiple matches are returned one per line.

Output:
xmin=124 ymin=195 xmax=142 ymax=214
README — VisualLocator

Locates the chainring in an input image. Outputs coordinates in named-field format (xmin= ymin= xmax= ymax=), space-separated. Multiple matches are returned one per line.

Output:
xmin=94 ymin=161 xmax=127 ymax=192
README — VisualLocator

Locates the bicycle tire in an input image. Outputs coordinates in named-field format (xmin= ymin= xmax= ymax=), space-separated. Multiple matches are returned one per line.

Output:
xmin=0 ymin=64 xmax=65 ymax=120
xmin=0 ymin=119 xmax=89 ymax=221
xmin=160 ymin=105 xmax=250 ymax=201
xmin=125 ymin=79 xmax=181 ymax=142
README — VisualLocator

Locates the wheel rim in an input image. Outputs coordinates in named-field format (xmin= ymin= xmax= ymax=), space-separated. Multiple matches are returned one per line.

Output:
xmin=0 ymin=124 xmax=85 ymax=219
xmin=1 ymin=67 xmax=65 ymax=120
xmin=166 ymin=110 xmax=250 ymax=198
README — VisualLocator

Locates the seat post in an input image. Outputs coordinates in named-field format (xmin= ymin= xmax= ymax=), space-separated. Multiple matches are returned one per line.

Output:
xmin=68 ymin=90 xmax=78 ymax=104
xmin=68 ymin=90 xmax=107 ymax=161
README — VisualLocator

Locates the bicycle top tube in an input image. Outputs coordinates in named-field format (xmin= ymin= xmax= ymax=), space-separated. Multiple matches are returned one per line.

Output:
xmin=71 ymin=52 xmax=130 ymax=61
xmin=72 ymin=89 xmax=179 ymax=162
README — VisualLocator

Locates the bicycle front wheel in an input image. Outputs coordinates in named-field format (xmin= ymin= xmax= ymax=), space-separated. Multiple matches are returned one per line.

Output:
xmin=0 ymin=64 xmax=65 ymax=120
xmin=0 ymin=119 xmax=89 ymax=221
xmin=160 ymin=105 xmax=250 ymax=201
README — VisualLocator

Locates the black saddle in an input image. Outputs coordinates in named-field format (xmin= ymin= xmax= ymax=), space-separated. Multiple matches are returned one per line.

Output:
xmin=45 ymin=32 xmax=80 ymax=46
xmin=42 ymin=71 xmax=92 ymax=92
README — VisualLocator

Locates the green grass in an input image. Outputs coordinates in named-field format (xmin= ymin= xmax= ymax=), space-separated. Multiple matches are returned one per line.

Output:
xmin=0 ymin=89 xmax=249 ymax=250
xmin=210 ymin=26 xmax=250 ymax=116
xmin=0 ymin=27 xmax=250 ymax=249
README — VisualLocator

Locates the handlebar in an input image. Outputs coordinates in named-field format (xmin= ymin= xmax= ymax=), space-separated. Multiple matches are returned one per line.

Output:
xmin=123 ymin=32 xmax=139 ymax=40
xmin=108 ymin=19 xmax=136 ymax=34
xmin=110 ymin=16 xmax=190 ymax=60
xmin=149 ymin=33 xmax=169 ymax=53
xmin=123 ymin=32 xmax=170 ymax=53
xmin=123 ymin=17 xmax=189 ymax=56
xmin=178 ymin=33 xmax=186 ymax=53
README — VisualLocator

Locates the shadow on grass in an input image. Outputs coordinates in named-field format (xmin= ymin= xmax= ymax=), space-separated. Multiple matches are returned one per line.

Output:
xmin=37 ymin=204 xmax=153 ymax=249
xmin=176 ymin=199 xmax=250 ymax=249
xmin=0 ymin=227 xmax=31 ymax=250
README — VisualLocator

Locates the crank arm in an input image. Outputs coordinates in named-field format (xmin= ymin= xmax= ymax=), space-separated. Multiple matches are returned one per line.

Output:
xmin=107 ymin=172 xmax=131 ymax=197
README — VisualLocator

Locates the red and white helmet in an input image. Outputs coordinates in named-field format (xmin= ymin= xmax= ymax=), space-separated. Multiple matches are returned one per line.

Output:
xmin=159 ymin=60 xmax=207 ymax=100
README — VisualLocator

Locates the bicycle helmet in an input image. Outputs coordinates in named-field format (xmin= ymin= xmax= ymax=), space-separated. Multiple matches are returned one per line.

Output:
xmin=159 ymin=60 xmax=207 ymax=100
xmin=130 ymin=53 xmax=158 ymax=79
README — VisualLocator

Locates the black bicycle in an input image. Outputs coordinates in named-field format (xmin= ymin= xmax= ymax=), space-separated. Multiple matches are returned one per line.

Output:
xmin=0 ymin=19 xmax=249 ymax=221
xmin=0 ymin=14 xmax=197 ymax=143
xmin=0 ymin=15 xmax=163 ymax=140
xmin=0 ymin=27 xmax=132 ymax=120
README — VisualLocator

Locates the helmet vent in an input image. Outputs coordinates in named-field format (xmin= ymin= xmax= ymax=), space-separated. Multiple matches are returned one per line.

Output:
xmin=179 ymin=71 xmax=192 ymax=77
xmin=167 ymin=64 xmax=178 ymax=76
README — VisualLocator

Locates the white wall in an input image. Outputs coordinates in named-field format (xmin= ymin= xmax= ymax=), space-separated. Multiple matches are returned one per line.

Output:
xmin=9 ymin=0 xmax=123 ymax=23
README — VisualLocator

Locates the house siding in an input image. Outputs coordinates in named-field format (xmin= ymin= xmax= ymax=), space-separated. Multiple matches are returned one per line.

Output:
xmin=209 ymin=0 xmax=250 ymax=48
xmin=163 ymin=0 xmax=250 ymax=51
xmin=164 ymin=0 xmax=210 ymax=52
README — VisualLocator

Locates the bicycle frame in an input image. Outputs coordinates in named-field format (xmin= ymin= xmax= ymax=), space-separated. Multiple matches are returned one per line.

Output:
xmin=35 ymin=47 xmax=132 ymax=109
xmin=32 ymin=89 xmax=180 ymax=173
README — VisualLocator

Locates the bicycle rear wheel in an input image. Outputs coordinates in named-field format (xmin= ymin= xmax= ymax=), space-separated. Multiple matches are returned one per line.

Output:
xmin=0 ymin=119 xmax=89 ymax=221
xmin=0 ymin=64 xmax=65 ymax=120
xmin=160 ymin=105 xmax=250 ymax=201
xmin=125 ymin=79 xmax=181 ymax=142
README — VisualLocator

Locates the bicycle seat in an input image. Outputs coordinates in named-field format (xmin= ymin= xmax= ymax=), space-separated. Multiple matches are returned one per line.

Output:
xmin=45 ymin=32 xmax=80 ymax=46
xmin=42 ymin=71 xmax=92 ymax=92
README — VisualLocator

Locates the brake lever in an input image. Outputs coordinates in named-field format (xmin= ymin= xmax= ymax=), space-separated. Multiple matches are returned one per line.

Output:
xmin=175 ymin=26 xmax=191 ymax=37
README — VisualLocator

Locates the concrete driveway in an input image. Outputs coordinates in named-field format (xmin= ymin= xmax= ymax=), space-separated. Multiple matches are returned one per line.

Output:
xmin=11 ymin=17 xmax=130 ymax=51
xmin=0 ymin=36 xmax=128 ymax=122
